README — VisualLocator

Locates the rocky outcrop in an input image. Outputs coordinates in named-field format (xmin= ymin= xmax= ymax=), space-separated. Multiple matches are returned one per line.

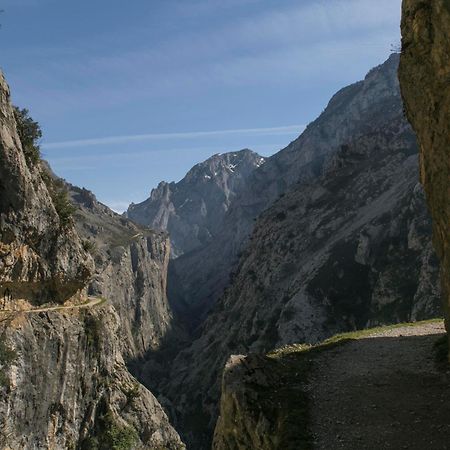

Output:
xmin=127 ymin=150 xmax=265 ymax=258
xmin=399 ymin=0 xmax=450 ymax=356
xmin=213 ymin=322 xmax=450 ymax=450
xmin=154 ymin=56 xmax=441 ymax=449
xmin=211 ymin=353 xmax=310 ymax=450
xmin=67 ymin=185 xmax=178 ymax=361
xmin=0 ymin=73 xmax=93 ymax=305
xmin=169 ymin=54 xmax=407 ymax=318
xmin=0 ymin=72 xmax=185 ymax=448
xmin=0 ymin=305 xmax=185 ymax=449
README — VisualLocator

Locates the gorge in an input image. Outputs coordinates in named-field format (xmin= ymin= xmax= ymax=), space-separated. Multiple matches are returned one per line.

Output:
xmin=0 ymin=2 xmax=449 ymax=448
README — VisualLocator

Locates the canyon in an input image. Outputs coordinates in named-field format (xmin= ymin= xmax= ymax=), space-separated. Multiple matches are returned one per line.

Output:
xmin=0 ymin=4 xmax=448 ymax=446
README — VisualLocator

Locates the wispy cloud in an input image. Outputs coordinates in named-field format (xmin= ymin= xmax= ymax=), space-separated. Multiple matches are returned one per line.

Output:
xmin=6 ymin=0 xmax=400 ymax=117
xmin=42 ymin=124 xmax=305 ymax=150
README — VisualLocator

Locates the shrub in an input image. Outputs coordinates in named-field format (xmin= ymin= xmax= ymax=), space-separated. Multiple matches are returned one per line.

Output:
xmin=41 ymin=175 xmax=77 ymax=227
xmin=100 ymin=412 xmax=138 ymax=450
xmin=52 ymin=189 xmax=76 ymax=226
xmin=123 ymin=383 xmax=140 ymax=407
xmin=82 ymin=240 xmax=97 ymax=254
xmin=13 ymin=106 xmax=42 ymax=167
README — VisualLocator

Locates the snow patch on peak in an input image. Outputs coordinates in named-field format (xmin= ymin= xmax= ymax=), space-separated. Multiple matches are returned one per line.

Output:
xmin=256 ymin=157 xmax=266 ymax=167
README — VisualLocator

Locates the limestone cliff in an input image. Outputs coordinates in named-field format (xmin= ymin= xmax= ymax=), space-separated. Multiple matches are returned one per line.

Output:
xmin=0 ymin=306 xmax=185 ymax=449
xmin=0 ymin=73 xmax=185 ymax=448
xmin=399 ymin=0 xmax=450 ymax=355
xmin=0 ymin=73 xmax=93 ymax=305
xmin=67 ymin=185 xmax=178 ymax=361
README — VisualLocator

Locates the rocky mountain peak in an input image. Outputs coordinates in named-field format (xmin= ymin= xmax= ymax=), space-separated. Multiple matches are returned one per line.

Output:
xmin=127 ymin=148 xmax=265 ymax=257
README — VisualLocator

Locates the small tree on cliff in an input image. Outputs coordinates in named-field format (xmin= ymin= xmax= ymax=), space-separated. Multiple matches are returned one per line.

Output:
xmin=13 ymin=106 xmax=42 ymax=166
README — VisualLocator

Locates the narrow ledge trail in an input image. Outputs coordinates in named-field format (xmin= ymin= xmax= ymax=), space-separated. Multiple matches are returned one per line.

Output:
xmin=0 ymin=296 xmax=106 ymax=315
xmin=308 ymin=321 xmax=450 ymax=450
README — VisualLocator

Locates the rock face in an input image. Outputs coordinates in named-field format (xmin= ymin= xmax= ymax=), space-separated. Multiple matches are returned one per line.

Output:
xmin=67 ymin=185 xmax=176 ymax=361
xmin=0 ymin=306 xmax=185 ymax=450
xmin=127 ymin=150 xmax=265 ymax=258
xmin=0 ymin=305 xmax=184 ymax=449
xmin=153 ymin=55 xmax=441 ymax=449
xmin=0 ymin=73 xmax=185 ymax=449
xmin=0 ymin=73 xmax=93 ymax=305
xmin=169 ymin=54 xmax=408 ymax=318
xmin=212 ymin=354 xmax=298 ymax=450
xmin=399 ymin=0 xmax=450 ymax=355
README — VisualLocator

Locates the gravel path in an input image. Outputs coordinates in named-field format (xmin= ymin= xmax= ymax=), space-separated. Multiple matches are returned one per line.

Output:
xmin=0 ymin=296 xmax=105 ymax=314
xmin=308 ymin=322 xmax=450 ymax=449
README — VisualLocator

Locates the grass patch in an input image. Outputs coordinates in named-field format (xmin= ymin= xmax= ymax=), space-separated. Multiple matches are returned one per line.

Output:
xmin=270 ymin=319 xmax=445 ymax=359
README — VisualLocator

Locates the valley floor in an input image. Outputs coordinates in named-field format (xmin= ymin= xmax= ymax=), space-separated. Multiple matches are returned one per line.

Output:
xmin=308 ymin=321 xmax=450 ymax=449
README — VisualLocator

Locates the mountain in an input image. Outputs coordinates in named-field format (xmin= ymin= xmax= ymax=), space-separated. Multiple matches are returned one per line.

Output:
xmin=400 ymin=0 xmax=450 ymax=359
xmin=144 ymin=55 xmax=441 ymax=449
xmin=0 ymin=73 xmax=185 ymax=449
xmin=127 ymin=149 xmax=265 ymax=258
xmin=168 ymin=54 xmax=407 ymax=319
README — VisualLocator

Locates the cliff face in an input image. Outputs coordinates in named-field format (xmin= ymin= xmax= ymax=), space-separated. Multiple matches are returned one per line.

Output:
xmin=155 ymin=56 xmax=441 ymax=449
xmin=0 ymin=306 xmax=185 ymax=449
xmin=127 ymin=150 xmax=265 ymax=258
xmin=399 ymin=0 xmax=450 ymax=354
xmin=0 ymin=73 xmax=185 ymax=449
xmin=0 ymin=73 xmax=93 ymax=305
xmin=68 ymin=185 xmax=176 ymax=361
xmin=169 ymin=54 xmax=407 ymax=318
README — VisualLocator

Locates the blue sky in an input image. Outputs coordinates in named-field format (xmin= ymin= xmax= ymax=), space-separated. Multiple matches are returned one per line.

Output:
xmin=1 ymin=0 xmax=401 ymax=212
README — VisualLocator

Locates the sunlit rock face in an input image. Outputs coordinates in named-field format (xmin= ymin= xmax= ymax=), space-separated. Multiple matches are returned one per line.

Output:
xmin=0 ymin=72 xmax=185 ymax=449
xmin=0 ymin=72 xmax=93 ymax=305
xmin=399 ymin=0 xmax=450 ymax=354
xmin=67 ymin=183 xmax=177 ymax=361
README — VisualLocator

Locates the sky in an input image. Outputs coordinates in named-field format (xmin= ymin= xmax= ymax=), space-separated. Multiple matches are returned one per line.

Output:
xmin=0 ymin=0 xmax=402 ymax=212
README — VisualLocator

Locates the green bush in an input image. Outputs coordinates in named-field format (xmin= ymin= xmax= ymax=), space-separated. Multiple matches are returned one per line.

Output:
xmin=83 ymin=239 xmax=97 ymax=254
xmin=82 ymin=403 xmax=139 ymax=450
xmin=101 ymin=412 xmax=138 ymax=450
xmin=13 ymin=106 xmax=42 ymax=167
xmin=41 ymin=175 xmax=77 ymax=227
xmin=52 ymin=189 xmax=76 ymax=226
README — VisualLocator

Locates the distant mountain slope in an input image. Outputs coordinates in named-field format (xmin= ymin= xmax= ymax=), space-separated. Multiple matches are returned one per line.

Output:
xmin=148 ymin=55 xmax=441 ymax=449
xmin=127 ymin=149 xmax=265 ymax=258
xmin=170 ymin=53 xmax=406 ymax=317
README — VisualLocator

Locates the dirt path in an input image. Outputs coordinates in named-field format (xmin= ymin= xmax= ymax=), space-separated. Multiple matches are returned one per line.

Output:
xmin=308 ymin=322 xmax=450 ymax=450
xmin=0 ymin=296 xmax=105 ymax=315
